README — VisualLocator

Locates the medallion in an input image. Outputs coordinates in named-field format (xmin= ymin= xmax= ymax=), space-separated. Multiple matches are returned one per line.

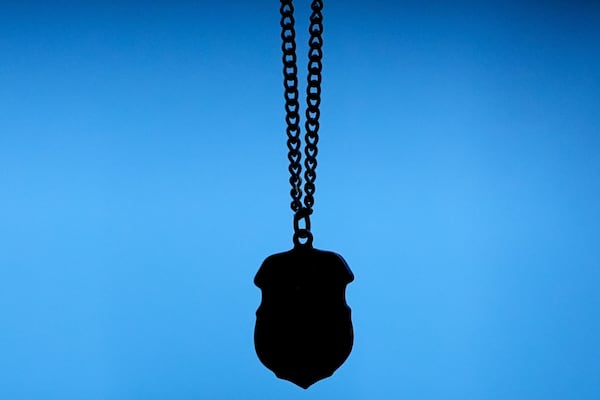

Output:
xmin=254 ymin=0 xmax=354 ymax=388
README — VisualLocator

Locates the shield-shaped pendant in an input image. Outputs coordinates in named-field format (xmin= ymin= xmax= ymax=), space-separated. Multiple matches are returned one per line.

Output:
xmin=254 ymin=245 xmax=354 ymax=388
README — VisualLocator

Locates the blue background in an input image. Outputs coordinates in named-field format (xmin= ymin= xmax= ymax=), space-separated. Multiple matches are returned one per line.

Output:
xmin=1 ymin=1 xmax=599 ymax=398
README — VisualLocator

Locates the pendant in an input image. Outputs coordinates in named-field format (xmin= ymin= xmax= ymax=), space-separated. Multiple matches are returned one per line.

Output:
xmin=254 ymin=244 xmax=354 ymax=389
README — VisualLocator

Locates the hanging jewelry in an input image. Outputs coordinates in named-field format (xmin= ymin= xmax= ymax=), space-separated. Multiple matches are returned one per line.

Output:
xmin=253 ymin=0 xmax=354 ymax=389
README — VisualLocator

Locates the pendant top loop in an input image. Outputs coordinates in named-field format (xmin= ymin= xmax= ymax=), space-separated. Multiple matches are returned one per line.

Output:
xmin=293 ymin=207 xmax=313 ymax=248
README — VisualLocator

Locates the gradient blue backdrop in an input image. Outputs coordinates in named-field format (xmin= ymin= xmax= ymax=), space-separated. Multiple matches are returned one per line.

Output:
xmin=1 ymin=1 xmax=599 ymax=399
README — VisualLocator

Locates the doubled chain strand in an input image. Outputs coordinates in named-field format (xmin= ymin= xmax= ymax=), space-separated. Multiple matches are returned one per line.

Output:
xmin=280 ymin=0 xmax=323 ymax=216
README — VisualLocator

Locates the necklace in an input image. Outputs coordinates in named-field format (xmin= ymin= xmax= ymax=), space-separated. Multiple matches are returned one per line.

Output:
xmin=254 ymin=0 xmax=354 ymax=389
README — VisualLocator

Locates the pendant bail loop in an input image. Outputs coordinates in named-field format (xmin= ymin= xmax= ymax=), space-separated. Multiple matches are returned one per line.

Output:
xmin=293 ymin=207 xmax=313 ymax=248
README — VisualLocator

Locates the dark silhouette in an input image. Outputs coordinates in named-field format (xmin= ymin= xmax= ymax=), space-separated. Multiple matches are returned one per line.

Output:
xmin=254 ymin=245 xmax=354 ymax=389
xmin=255 ymin=0 xmax=353 ymax=389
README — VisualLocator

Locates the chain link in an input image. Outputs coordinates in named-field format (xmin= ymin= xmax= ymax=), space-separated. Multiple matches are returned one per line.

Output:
xmin=280 ymin=0 xmax=323 ymax=223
